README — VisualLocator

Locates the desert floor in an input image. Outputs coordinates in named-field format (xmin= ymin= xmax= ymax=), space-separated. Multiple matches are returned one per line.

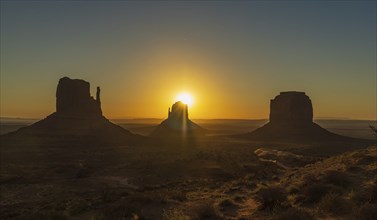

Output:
xmin=0 ymin=119 xmax=376 ymax=219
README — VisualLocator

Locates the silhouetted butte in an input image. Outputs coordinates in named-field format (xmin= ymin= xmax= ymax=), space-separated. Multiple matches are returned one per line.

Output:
xmin=151 ymin=101 xmax=206 ymax=137
xmin=4 ymin=77 xmax=141 ymax=144
xmin=238 ymin=91 xmax=370 ymax=144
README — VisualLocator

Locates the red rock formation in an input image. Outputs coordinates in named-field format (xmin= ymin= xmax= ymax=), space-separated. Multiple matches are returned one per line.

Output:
xmin=151 ymin=101 xmax=206 ymax=137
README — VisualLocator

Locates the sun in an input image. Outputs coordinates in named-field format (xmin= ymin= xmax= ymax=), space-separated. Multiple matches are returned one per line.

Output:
xmin=175 ymin=92 xmax=194 ymax=107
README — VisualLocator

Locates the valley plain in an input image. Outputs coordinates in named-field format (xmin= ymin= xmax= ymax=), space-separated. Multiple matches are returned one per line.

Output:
xmin=1 ymin=118 xmax=376 ymax=220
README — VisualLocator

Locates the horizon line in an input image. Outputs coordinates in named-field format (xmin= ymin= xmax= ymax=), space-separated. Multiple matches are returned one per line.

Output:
xmin=1 ymin=116 xmax=376 ymax=121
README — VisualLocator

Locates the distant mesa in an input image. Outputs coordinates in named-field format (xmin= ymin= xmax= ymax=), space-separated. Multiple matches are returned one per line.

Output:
xmin=238 ymin=91 xmax=368 ymax=143
xmin=151 ymin=101 xmax=206 ymax=137
xmin=4 ymin=77 xmax=141 ymax=144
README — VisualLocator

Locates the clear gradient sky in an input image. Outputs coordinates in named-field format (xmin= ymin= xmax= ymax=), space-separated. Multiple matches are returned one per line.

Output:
xmin=1 ymin=1 xmax=376 ymax=120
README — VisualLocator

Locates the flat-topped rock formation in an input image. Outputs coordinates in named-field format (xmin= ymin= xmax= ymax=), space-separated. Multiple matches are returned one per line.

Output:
xmin=151 ymin=101 xmax=206 ymax=137
xmin=270 ymin=91 xmax=313 ymax=124
xmin=238 ymin=91 xmax=371 ymax=144
xmin=4 ymin=77 xmax=141 ymax=144
xmin=56 ymin=77 xmax=102 ymax=117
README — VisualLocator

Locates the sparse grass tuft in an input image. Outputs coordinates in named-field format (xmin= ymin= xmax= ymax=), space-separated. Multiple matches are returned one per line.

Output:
xmin=274 ymin=207 xmax=313 ymax=220
xmin=162 ymin=209 xmax=191 ymax=220
xmin=218 ymin=198 xmax=236 ymax=209
xmin=91 ymin=205 xmax=141 ymax=220
xmin=322 ymin=170 xmax=355 ymax=189
xmin=318 ymin=193 xmax=353 ymax=216
xmin=255 ymin=186 xmax=287 ymax=210
xmin=352 ymin=203 xmax=377 ymax=220
xmin=194 ymin=202 xmax=221 ymax=219
xmin=300 ymin=183 xmax=342 ymax=204
xmin=352 ymin=183 xmax=377 ymax=204
xmin=286 ymin=185 xmax=299 ymax=194
xmin=14 ymin=211 xmax=67 ymax=220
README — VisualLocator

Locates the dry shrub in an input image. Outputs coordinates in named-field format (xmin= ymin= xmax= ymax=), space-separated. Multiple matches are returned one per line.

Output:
xmin=286 ymin=185 xmax=299 ymax=194
xmin=301 ymin=183 xmax=342 ymax=204
xmin=301 ymin=174 xmax=317 ymax=186
xmin=194 ymin=202 xmax=221 ymax=219
xmin=93 ymin=203 xmax=142 ymax=220
xmin=255 ymin=186 xmax=287 ymax=210
xmin=370 ymin=184 xmax=377 ymax=203
xmin=318 ymin=193 xmax=353 ymax=216
xmin=322 ymin=170 xmax=355 ymax=188
xmin=169 ymin=191 xmax=187 ymax=202
xmin=352 ymin=183 xmax=377 ymax=204
xmin=274 ymin=207 xmax=313 ymax=220
xmin=14 ymin=211 xmax=67 ymax=220
xmin=352 ymin=203 xmax=377 ymax=220
xmin=356 ymin=155 xmax=377 ymax=165
xmin=162 ymin=209 xmax=191 ymax=220
xmin=218 ymin=198 xmax=236 ymax=209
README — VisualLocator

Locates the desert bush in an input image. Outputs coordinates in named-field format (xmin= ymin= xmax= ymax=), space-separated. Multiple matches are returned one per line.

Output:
xmin=286 ymin=185 xmax=299 ymax=194
xmin=218 ymin=198 xmax=236 ymax=209
xmin=370 ymin=184 xmax=377 ymax=203
xmin=346 ymin=165 xmax=364 ymax=173
xmin=162 ymin=209 xmax=191 ymax=220
xmin=15 ymin=211 xmax=67 ymax=220
xmin=169 ymin=191 xmax=187 ymax=202
xmin=91 ymin=212 xmax=139 ymax=220
xmin=318 ymin=193 xmax=353 ymax=216
xmin=301 ymin=183 xmax=342 ymax=204
xmin=322 ymin=170 xmax=355 ymax=189
xmin=352 ymin=203 xmax=377 ymax=220
xmin=92 ymin=204 xmax=141 ymax=220
xmin=233 ymin=194 xmax=246 ymax=202
xmin=194 ymin=202 xmax=221 ymax=219
xmin=91 ymin=213 xmax=106 ymax=220
xmin=301 ymin=174 xmax=317 ymax=186
xmin=356 ymin=155 xmax=377 ymax=165
xmin=351 ymin=188 xmax=370 ymax=204
xmin=255 ymin=186 xmax=287 ymax=210
xmin=274 ymin=207 xmax=313 ymax=220
xmin=352 ymin=184 xmax=377 ymax=204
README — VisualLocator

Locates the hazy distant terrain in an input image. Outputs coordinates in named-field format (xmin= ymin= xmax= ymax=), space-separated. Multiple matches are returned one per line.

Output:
xmin=1 ymin=118 xmax=375 ymax=139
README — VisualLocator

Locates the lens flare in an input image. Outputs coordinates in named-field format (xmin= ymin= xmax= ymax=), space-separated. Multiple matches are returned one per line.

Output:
xmin=175 ymin=93 xmax=193 ymax=107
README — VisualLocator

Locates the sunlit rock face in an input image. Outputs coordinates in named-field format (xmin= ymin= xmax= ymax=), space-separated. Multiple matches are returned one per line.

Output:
xmin=56 ymin=77 xmax=102 ymax=117
xmin=240 ymin=91 xmax=353 ymax=142
xmin=151 ymin=101 xmax=206 ymax=137
xmin=270 ymin=92 xmax=313 ymax=124
xmin=5 ymin=77 xmax=140 ymax=144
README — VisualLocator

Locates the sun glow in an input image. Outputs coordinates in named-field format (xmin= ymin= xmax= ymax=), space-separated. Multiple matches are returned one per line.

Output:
xmin=175 ymin=92 xmax=194 ymax=107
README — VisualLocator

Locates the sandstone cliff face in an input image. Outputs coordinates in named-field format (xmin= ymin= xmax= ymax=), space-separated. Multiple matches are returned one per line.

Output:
xmin=269 ymin=92 xmax=313 ymax=124
xmin=56 ymin=77 xmax=102 ymax=117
